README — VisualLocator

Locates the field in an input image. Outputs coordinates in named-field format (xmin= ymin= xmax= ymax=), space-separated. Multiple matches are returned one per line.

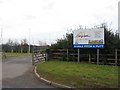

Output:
xmin=36 ymin=61 xmax=118 ymax=88
xmin=1 ymin=52 xmax=31 ymax=59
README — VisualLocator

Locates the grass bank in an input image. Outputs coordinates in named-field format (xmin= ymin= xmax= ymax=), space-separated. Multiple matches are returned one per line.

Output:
xmin=36 ymin=61 xmax=118 ymax=88
xmin=1 ymin=52 xmax=31 ymax=59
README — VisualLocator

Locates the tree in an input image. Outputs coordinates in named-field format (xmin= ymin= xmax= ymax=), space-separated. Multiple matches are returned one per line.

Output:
xmin=2 ymin=44 xmax=11 ymax=52
xmin=20 ymin=38 xmax=28 ymax=53
xmin=50 ymin=23 xmax=120 ymax=52
xmin=13 ymin=40 xmax=19 ymax=52
xmin=6 ymin=39 xmax=14 ymax=52
xmin=99 ymin=23 xmax=120 ymax=50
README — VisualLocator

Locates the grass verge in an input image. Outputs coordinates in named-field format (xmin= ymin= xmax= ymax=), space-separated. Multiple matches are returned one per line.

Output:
xmin=36 ymin=61 xmax=118 ymax=88
xmin=2 ymin=52 xmax=31 ymax=59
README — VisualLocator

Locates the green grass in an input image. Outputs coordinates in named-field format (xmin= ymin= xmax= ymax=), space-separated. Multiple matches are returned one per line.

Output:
xmin=36 ymin=61 xmax=118 ymax=88
xmin=1 ymin=52 xmax=31 ymax=59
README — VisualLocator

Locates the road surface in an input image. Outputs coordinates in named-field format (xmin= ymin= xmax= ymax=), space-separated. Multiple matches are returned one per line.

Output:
xmin=2 ymin=56 xmax=60 ymax=89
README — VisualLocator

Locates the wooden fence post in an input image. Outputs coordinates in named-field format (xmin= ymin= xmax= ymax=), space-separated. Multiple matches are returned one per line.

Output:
xmin=89 ymin=53 xmax=91 ymax=64
xmin=67 ymin=49 xmax=69 ymax=61
xmin=115 ymin=49 xmax=117 ymax=66
xmin=46 ymin=53 xmax=48 ymax=61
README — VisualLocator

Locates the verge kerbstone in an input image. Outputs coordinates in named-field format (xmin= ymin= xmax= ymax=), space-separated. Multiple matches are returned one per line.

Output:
xmin=34 ymin=65 xmax=74 ymax=89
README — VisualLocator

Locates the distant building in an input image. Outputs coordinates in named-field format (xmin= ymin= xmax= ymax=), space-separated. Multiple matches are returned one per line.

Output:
xmin=32 ymin=45 xmax=49 ymax=52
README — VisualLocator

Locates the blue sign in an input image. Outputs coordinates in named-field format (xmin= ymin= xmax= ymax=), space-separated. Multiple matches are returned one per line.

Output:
xmin=74 ymin=44 xmax=104 ymax=48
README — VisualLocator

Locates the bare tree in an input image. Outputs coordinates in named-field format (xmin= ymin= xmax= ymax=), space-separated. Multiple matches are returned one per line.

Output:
xmin=20 ymin=38 xmax=28 ymax=53
xmin=7 ymin=39 xmax=14 ymax=52
xmin=13 ymin=40 xmax=19 ymax=52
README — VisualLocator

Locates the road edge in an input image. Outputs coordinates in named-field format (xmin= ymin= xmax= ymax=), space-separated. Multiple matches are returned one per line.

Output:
xmin=34 ymin=66 xmax=74 ymax=89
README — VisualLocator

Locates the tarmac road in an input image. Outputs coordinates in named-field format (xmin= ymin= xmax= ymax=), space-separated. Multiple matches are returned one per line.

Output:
xmin=2 ymin=56 xmax=59 ymax=89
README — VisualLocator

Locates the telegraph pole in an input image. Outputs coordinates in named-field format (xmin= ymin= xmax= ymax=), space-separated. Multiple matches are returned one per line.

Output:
xmin=1 ymin=28 xmax=3 ymax=52
xmin=0 ymin=27 xmax=2 ymax=90
xmin=28 ymin=29 xmax=31 ymax=54
xmin=119 ymin=1 xmax=120 ymax=39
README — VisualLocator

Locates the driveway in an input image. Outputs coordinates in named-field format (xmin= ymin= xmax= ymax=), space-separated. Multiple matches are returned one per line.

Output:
xmin=2 ymin=56 xmax=59 ymax=88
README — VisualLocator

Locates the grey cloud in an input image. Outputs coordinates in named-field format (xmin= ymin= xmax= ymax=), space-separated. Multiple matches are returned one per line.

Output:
xmin=42 ymin=0 xmax=55 ymax=10
xmin=0 ymin=0 xmax=3 ymax=3
xmin=24 ymin=15 xmax=36 ymax=20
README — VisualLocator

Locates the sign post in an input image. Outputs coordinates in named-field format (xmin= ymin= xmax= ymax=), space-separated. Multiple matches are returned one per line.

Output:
xmin=73 ymin=28 xmax=104 ymax=64
xmin=78 ymin=48 xmax=80 ymax=62
xmin=97 ymin=48 xmax=99 ymax=65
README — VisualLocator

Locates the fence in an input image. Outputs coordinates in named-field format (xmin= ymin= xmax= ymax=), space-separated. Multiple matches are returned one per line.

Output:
xmin=46 ymin=49 xmax=120 ymax=66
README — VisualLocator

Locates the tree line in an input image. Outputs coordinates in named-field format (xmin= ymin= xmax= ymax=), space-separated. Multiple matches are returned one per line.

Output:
xmin=1 ymin=38 xmax=49 ymax=53
xmin=2 ymin=23 xmax=120 ymax=54
xmin=49 ymin=23 xmax=120 ymax=55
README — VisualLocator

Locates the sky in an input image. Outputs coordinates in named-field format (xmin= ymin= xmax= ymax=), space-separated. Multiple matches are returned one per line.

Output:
xmin=0 ymin=0 xmax=119 ymax=45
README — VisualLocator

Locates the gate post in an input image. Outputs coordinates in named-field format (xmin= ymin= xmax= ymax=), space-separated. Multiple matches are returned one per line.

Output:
xmin=32 ymin=52 xmax=35 ymax=65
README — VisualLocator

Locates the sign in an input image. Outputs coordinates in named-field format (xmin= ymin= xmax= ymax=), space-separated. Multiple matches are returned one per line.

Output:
xmin=73 ymin=28 xmax=104 ymax=48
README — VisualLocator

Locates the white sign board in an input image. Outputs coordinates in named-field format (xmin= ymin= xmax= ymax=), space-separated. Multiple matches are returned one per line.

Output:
xmin=73 ymin=28 xmax=104 ymax=48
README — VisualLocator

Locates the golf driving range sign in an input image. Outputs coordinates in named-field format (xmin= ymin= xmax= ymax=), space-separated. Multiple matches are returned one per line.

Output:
xmin=73 ymin=28 xmax=104 ymax=48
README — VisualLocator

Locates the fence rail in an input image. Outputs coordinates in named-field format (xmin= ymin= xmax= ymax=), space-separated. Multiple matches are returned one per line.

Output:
xmin=46 ymin=49 xmax=120 ymax=66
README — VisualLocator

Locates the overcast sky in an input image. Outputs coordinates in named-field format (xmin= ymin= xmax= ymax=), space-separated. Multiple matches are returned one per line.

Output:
xmin=0 ymin=0 xmax=119 ymax=45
